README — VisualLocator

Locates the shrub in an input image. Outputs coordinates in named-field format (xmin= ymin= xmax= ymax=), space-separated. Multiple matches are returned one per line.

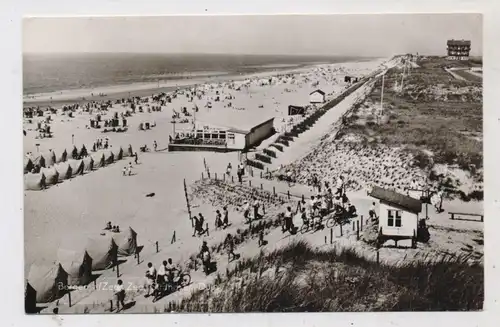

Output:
xmin=264 ymin=148 xmax=277 ymax=158
xmin=468 ymin=190 xmax=484 ymax=201
xmin=412 ymin=150 xmax=433 ymax=170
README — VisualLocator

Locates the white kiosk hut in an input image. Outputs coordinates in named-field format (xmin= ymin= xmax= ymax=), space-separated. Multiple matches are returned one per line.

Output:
xmin=309 ymin=89 xmax=326 ymax=104
xmin=369 ymin=186 xmax=422 ymax=248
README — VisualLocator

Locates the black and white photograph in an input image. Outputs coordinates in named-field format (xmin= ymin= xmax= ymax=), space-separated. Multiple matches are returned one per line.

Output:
xmin=22 ymin=14 xmax=484 ymax=314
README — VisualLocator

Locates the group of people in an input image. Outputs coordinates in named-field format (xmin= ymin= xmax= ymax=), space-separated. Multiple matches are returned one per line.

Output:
xmin=144 ymin=258 xmax=181 ymax=297
xmin=122 ymin=162 xmax=134 ymax=177
xmin=241 ymin=197 xmax=262 ymax=224
xmin=104 ymin=221 xmax=121 ymax=233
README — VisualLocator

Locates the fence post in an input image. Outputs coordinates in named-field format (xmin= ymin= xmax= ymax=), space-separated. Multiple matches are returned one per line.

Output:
xmin=137 ymin=249 xmax=140 ymax=265
xmin=201 ymin=172 xmax=204 ymax=180
xmin=68 ymin=292 xmax=72 ymax=308
xmin=356 ymin=221 xmax=360 ymax=240
xmin=215 ymin=173 xmax=217 ymax=180
xmin=171 ymin=231 xmax=176 ymax=244
xmin=110 ymin=299 xmax=113 ymax=312
xmin=273 ymin=186 xmax=276 ymax=196
xmin=340 ymin=224 xmax=343 ymax=236
xmin=302 ymin=194 xmax=305 ymax=202
xmin=260 ymin=171 xmax=263 ymax=178
xmin=263 ymin=204 xmax=266 ymax=214
xmin=330 ymin=228 xmax=333 ymax=244
xmin=155 ymin=241 xmax=159 ymax=253
xmin=116 ymin=260 xmax=120 ymax=278
xmin=223 ymin=173 xmax=225 ymax=182
xmin=324 ymin=236 xmax=327 ymax=244
xmin=249 ymin=180 xmax=252 ymax=187
xmin=352 ymin=222 xmax=355 ymax=231
xmin=360 ymin=215 xmax=363 ymax=230
xmin=206 ymin=223 xmax=209 ymax=236
xmin=232 ymin=176 xmax=234 ymax=183
xmin=376 ymin=250 xmax=380 ymax=265
xmin=287 ymin=190 xmax=290 ymax=200
xmin=260 ymin=183 xmax=263 ymax=190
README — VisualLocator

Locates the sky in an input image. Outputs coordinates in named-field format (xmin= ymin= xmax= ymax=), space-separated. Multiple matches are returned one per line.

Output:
xmin=23 ymin=14 xmax=482 ymax=57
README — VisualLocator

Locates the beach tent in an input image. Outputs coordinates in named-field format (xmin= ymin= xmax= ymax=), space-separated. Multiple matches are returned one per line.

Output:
xmin=123 ymin=145 xmax=133 ymax=157
xmin=56 ymin=149 xmax=68 ymax=163
xmin=24 ymin=173 xmax=46 ymax=191
xmin=54 ymin=162 xmax=72 ymax=181
xmin=27 ymin=263 xmax=68 ymax=303
xmin=32 ymin=154 xmax=46 ymax=168
xmin=85 ymin=236 xmax=118 ymax=271
xmin=83 ymin=157 xmax=94 ymax=172
xmin=68 ymin=159 xmax=85 ymax=176
xmin=24 ymin=157 xmax=34 ymax=174
xmin=41 ymin=167 xmax=59 ymax=186
xmin=57 ymin=249 xmax=93 ymax=286
xmin=43 ymin=151 xmax=57 ymax=168
xmin=25 ymin=282 xmax=37 ymax=313
xmin=92 ymin=152 xmax=106 ymax=169
xmin=114 ymin=227 xmax=138 ymax=257
xmin=104 ymin=151 xmax=114 ymax=165
xmin=112 ymin=147 xmax=124 ymax=161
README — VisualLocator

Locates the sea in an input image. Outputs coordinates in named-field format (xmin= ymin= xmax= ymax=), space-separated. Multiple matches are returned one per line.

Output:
xmin=23 ymin=53 xmax=371 ymax=95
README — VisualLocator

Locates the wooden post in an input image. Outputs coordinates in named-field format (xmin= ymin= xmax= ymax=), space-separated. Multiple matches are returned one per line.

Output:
xmin=249 ymin=180 xmax=252 ymax=187
xmin=481 ymin=215 xmax=484 ymax=222
xmin=110 ymin=299 xmax=113 ymax=312
xmin=273 ymin=186 xmax=276 ymax=196
xmin=260 ymin=171 xmax=262 ymax=178
xmin=156 ymin=241 xmax=159 ymax=253
xmin=232 ymin=176 xmax=234 ymax=183
xmin=184 ymin=179 xmax=194 ymax=227
xmin=330 ymin=228 xmax=333 ymax=244
xmin=451 ymin=213 xmax=454 ymax=220
xmin=136 ymin=249 xmax=140 ymax=265
xmin=206 ymin=223 xmax=209 ymax=236
xmin=340 ymin=223 xmax=343 ymax=236
xmin=223 ymin=173 xmax=225 ymax=182
xmin=360 ymin=215 xmax=363 ymax=230
xmin=376 ymin=250 xmax=380 ymax=265
xmin=263 ymin=204 xmax=266 ymax=214
xmin=352 ymin=222 xmax=355 ymax=231
xmin=356 ymin=221 xmax=360 ymax=240
xmin=68 ymin=292 xmax=72 ymax=308
xmin=302 ymin=194 xmax=305 ymax=202
xmin=324 ymin=236 xmax=327 ymax=244
xmin=116 ymin=252 xmax=120 ymax=278
xmin=171 ymin=231 xmax=176 ymax=244
xmin=215 ymin=173 xmax=217 ymax=180
xmin=260 ymin=183 xmax=263 ymax=190
xmin=287 ymin=190 xmax=290 ymax=200
xmin=201 ymin=172 xmax=204 ymax=180
xmin=194 ymin=259 xmax=197 ymax=271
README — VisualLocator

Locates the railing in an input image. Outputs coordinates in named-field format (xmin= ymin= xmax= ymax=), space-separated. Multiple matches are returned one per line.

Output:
xmin=170 ymin=138 xmax=227 ymax=147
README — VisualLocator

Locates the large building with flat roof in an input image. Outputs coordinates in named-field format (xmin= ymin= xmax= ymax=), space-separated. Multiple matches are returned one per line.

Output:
xmin=169 ymin=111 xmax=275 ymax=152
xmin=447 ymin=39 xmax=471 ymax=60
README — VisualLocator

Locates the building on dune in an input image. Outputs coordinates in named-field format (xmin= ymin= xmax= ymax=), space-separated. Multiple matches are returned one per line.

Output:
xmin=447 ymin=39 xmax=471 ymax=60
xmin=369 ymin=186 xmax=422 ymax=248
xmin=169 ymin=112 xmax=275 ymax=152
xmin=309 ymin=89 xmax=326 ymax=104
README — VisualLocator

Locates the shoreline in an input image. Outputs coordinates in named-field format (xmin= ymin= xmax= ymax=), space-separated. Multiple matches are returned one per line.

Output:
xmin=23 ymin=59 xmax=385 ymax=108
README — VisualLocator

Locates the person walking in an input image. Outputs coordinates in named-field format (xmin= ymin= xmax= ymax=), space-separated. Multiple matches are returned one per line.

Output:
xmin=215 ymin=210 xmax=223 ymax=229
xmin=128 ymin=162 xmax=133 ymax=176
xmin=153 ymin=140 xmax=158 ymax=152
xmin=134 ymin=152 xmax=138 ymax=165
xmin=145 ymin=262 xmax=157 ymax=297
xmin=252 ymin=197 xmax=260 ymax=220
xmin=224 ymin=234 xmax=237 ymax=262
xmin=222 ymin=206 xmax=229 ymax=228
xmin=114 ymin=279 xmax=126 ymax=312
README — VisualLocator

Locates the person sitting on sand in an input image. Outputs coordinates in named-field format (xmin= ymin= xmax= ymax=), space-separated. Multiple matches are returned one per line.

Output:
xmin=104 ymin=221 xmax=112 ymax=230
xmin=348 ymin=202 xmax=358 ymax=218
xmin=242 ymin=201 xmax=251 ymax=223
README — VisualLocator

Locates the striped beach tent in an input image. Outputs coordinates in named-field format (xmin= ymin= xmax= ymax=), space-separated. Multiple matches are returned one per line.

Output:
xmin=43 ymin=151 xmax=57 ymax=168
xmin=25 ymin=282 xmax=37 ymax=313
xmin=92 ymin=152 xmax=106 ymax=169
xmin=32 ymin=154 xmax=46 ymax=168
xmin=104 ymin=150 xmax=114 ymax=165
xmin=123 ymin=144 xmax=134 ymax=157
xmin=56 ymin=149 xmax=68 ymax=163
xmin=24 ymin=157 xmax=34 ymax=174
xmin=112 ymin=146 xmax=124 ymax=161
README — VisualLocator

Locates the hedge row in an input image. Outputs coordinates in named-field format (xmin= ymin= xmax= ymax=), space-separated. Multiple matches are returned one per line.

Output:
xmin=263 ymin=148 xmax=277 ymax=158
xmin=255 ymin=153 xmax=272 ymax=164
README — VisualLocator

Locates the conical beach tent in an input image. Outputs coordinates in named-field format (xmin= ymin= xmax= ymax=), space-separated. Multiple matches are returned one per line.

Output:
xmin=104 ymin=151 xmax=114 ymax=165
xmin=112 ymin=147 xmax=124 ymax=161
xmin=24 ymin=173 xmax=46 ymax=191
xmin=114 ymin=227 xmax=138 ymax=257
xmin=85 ymin=236 xmax=118 ymax=271
xmin=123 ymin=145 xmax=134 ymax=157
xmin=56 ymin=149 xmax=68 ymax=163
xmin=24 ymin=157 xmax=34 ymax=174
xmin=83 ymin=157 xmax=94 ymax=172
xmin=69 ymin=159 xmax=85 ymax=176
xmin=40 ymin=167 xmax=59 ymax=186
xmin=32 ymin=155 xmax=46 ymax=168
xmin=27 ymin=263 xmax=68 ymax=303
xmin=57 ymin=249 xmax=93 ymax=286
xmin=92 ymin=152 xmax=106 ymax=169
xmin=54 ymin=162 xmax=72 ymax=181
xmin=25 ymin=282 xmax=37 ymax=313
xmin=43 ymin=151 xmax=57 ymax=168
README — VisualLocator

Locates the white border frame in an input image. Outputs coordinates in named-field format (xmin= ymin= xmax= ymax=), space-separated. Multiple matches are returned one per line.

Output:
xmin=1 ymin=1 xmax=498 ymax=326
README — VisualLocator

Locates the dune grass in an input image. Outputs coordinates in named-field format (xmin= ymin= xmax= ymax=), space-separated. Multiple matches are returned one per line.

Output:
xmin=341 ymin=57 xmax=482 ymax=172
xmin=168 ymin=241 xmax=483 ymax=312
